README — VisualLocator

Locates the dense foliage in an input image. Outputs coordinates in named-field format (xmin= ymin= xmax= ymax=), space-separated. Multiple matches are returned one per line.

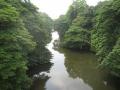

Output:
xmin=92 ymin=0 xmax=120 ymax=77
xmin=55 ymin=0 xmax=120 ymax=77
xmin=0 ymin=0 xmax=53 ymax=90
xmin=54 ymin=0 xmax=94 ymax=50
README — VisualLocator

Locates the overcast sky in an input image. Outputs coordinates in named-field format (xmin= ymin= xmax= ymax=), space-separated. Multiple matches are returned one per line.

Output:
xmin=31 ymin=0 xmax=104 ymax=19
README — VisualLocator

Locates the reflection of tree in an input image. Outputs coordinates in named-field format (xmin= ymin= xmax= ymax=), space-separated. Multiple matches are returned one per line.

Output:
xmin=104 ymin=75 xmax=120 ymax=90
xmin=30 ymin=76 xmax=49 ymax=90
xmin=28 ymin=63 xmax=52 ymax=77
xmin=28 ymin=47 xmax=52 ymax=90
xmin=58 ymin=48 xmax=119 ymax=90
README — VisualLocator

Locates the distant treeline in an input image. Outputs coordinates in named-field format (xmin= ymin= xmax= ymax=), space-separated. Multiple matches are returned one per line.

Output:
xmin=54 ymin=0 xmax=120 ymax=77
xmin=0 ymin=0 xmax=53 ymax=90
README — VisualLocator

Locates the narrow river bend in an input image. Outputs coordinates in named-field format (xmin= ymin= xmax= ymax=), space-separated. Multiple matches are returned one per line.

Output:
xmin=31 ymin=31 xmax=119 ymax=90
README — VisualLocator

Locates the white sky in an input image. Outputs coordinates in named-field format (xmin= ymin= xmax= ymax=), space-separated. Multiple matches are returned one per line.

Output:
xmin=31 ymin=0 xmax=105 ymax=19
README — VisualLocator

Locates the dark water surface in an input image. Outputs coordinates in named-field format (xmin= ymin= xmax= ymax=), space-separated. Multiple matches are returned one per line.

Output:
xmin=31 ymin=31 xmax=119 ymax=90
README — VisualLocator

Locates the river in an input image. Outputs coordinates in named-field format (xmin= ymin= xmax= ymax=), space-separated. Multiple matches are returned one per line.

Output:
xmin=31 ymin=31 xmax=119 ymax=90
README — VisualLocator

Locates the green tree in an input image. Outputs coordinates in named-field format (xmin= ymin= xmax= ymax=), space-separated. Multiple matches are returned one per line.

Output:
xmin=91 ymin=0 xmax=120 ymax=77
xmin=0 ymin=0 xmax=53 ymax=90
xmin=62 ymin=0 xmax=94 ymax=50
xmin=0 ymin=1 xmax=36 ymax=89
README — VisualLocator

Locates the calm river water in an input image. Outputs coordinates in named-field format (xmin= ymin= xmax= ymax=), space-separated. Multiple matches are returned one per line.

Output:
xmin=31 ymin=31 xmax=119 ymax=90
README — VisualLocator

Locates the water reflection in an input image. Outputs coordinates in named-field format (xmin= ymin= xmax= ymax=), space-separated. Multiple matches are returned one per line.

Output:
xmin=58 ymin=48 xmax=118 ymax=90
xmin=29 ymin=43 xmax=52 ymax=90
xmin=29 ymin=61 xmax=52 ymax=90
xmin=31 ymin=31 xmax=120 ymax=90
xmin=31 ymin=75 xmax=49 ymax=90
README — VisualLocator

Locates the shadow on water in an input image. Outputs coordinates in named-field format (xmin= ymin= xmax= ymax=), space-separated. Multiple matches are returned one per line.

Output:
xmin=105 ymin=75 xmax=120 ymax=90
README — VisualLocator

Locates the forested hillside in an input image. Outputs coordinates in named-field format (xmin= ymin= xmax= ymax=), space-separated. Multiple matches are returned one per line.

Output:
xmin=0 ymin=0 xmax=53 ymax=90
xmin=54 ymin=0 xmax=120 ymax=77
